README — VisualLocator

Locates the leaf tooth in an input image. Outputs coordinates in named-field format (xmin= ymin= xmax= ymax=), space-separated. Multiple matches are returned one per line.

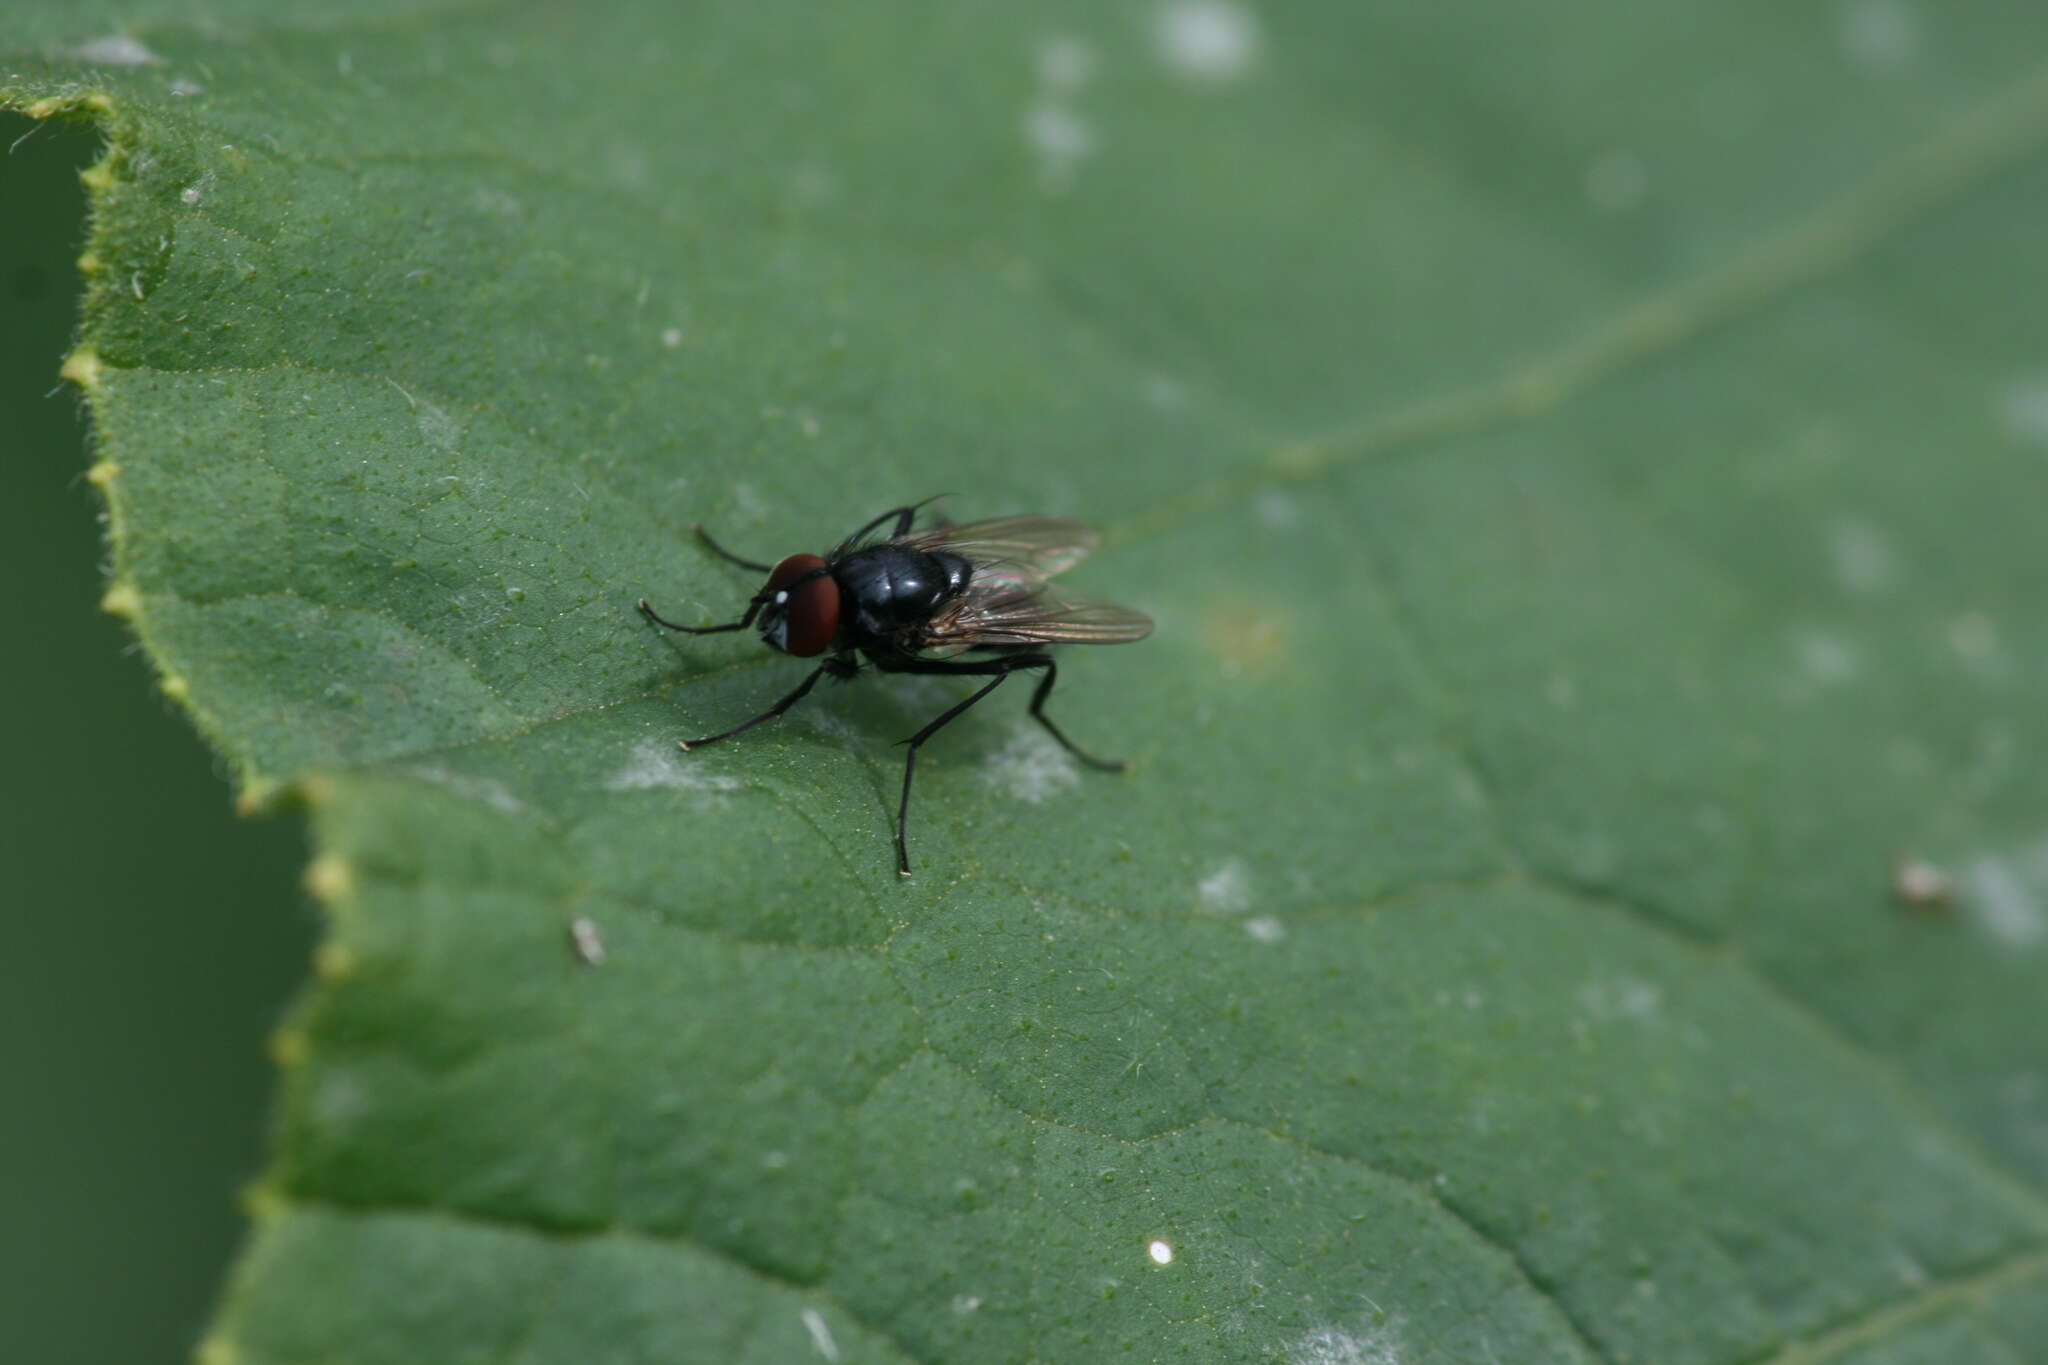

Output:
xmin=314 ymin=942 xmax=358 ymax=982
xmin=234 ymin=777 xmax=290 ymax=817
xmin=99 ymin=580 xmax=140 ymax=619
xmin=266 ymin=1028 xmax=310 ymax=1069
xmin=303 ymin=853 xmax=354 ymax=903
xmin=60 ymin=346 xmax=104 ymax=390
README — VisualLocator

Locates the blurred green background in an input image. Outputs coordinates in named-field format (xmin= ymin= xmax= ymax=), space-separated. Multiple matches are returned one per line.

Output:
xmin=1 ymin=116 xmax=311 ymax=1364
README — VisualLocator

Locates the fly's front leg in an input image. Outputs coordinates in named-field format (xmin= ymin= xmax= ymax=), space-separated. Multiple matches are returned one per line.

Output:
xmin=641 ymin=522 xmax=777 ymax=628
xmin=638 ymin=593 xmax=764 ymax=634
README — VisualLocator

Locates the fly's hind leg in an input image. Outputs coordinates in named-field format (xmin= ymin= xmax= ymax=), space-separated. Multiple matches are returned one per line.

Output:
xmin=889 ymin=665 xmax=1016 ymax=876
xmin=1022 ymin=656 xmax=1126 ymax=772
xmin=881 ymin=651 xmax=1122 ymax=876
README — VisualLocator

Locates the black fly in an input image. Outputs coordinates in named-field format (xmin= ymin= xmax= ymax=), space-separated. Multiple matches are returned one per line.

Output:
xmin=638 ymin=502 xmax=1153 ymax=875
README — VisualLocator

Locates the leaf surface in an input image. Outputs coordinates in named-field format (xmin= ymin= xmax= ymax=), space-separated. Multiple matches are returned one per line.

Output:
xmin=8 ymin=4 xmax=2048 ymax=1362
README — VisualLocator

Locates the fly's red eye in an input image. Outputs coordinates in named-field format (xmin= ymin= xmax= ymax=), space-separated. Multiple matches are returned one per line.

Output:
xmin=764 ymin=553 xmax=840 ymax=657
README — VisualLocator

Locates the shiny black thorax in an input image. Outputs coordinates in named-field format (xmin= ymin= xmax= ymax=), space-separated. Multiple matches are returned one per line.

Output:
xmin=832 ymin=544 xmax=973 ymax=651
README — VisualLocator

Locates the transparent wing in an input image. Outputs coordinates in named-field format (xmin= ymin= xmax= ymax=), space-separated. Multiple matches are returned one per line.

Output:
xmin=929 ymin=582 xmax=1154 ymax=648
xmin=903 ymin=515 xmax=1101 ymax=580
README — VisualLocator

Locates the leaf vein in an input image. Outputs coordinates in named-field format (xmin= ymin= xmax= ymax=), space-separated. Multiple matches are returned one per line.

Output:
xmin=1106 ymin=55 xmax=2048 ymax=550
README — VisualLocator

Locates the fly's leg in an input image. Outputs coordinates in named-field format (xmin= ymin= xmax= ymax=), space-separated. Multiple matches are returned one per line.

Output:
xmin=640 ymin=522 xmax=775 ymax=626
xmin=692 ymin=523 xmax=773 ymax=573
xmin=1024 ymin=657 xmax=1127 ymax=771
xmin=841 ymin=495 xmax=951 ymax=550
xmin=843 ymin=505 xmax=920 ymax=545
xmin=881 ymin=650 xmax=1123 ymax=875
xmin=637 ymin=594 xmax=763 ymax=634
xmin=679 ymin=662 xmax=830 ymax=750
xmin=892 ymin=667 xmax=1016 ymax=876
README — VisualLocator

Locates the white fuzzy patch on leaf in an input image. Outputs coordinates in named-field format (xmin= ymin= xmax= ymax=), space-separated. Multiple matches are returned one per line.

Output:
xmin=605 ymin=738 xmax=741 ymax=793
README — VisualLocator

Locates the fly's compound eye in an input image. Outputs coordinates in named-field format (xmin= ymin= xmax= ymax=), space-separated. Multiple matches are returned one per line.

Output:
xmin=760 ymin=553 xmax=840 ymax=657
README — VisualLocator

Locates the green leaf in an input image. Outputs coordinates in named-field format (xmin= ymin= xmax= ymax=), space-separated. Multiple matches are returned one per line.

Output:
xmin=10 ymin=4 xmax=2048 ymax=1362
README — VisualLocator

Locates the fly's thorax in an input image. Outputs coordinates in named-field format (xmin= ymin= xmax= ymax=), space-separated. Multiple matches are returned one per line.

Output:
xmin=836 ymin=545 xmax=972 ymax=638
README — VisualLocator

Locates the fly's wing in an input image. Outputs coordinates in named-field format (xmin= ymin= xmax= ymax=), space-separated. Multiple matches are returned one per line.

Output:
xmin=901 ymin=516 xmax=1101 ymax=581
xmin=926 ymin=581 xmax=1154 ymax=650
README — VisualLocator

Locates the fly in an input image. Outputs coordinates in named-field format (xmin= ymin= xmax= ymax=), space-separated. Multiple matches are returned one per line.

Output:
xmin=638 ymin=502 xmax=1153 ymax=875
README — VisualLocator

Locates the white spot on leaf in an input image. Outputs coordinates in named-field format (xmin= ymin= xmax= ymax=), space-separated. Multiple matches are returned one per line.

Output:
xmin=605 ymin=738 xmax=741 ymax=794
xmin=1840 ymin=0 xmax=1919 ymax=73
xmin=568 ymin=915 xmax=606 ymax=965
xmin=1198 ymin=859 xmax=1251 ymax=914
xmin=1156 ymin=2 xmax=1261 ymax=81
xmin=470 ymin=186 xmax=524 ymax=218
xmin=983 ymin=728 xmax=1081 ymax=803
xmin=1792 ymin=629 xmax=1861 ymax=686
xmin=402 ymin=765 xmax=524 ymax=815
xmin=2001 ymin=376 xmax=2048 ymax=444
xmin=1578 ymin=976 xmax=1663 ymax=1023
xmin=415 ymin=399 xmax=464 ymax=453
xmin=1583 ymin=150 xmax=1648 ymax=213
xmin=1147 ymin=1239 xmax=1174 ymax=1265
xmin=1243 ymin=915 xmax=1285 ymax=943
xmin=1023 ymin=100 xmax=1096 ymax=188
xmin=1255 ymin=490 xmax=1301 ymax=529
xmin=1828 ymin=517 xmax=1899 ymax=593
xmin=1965 ymin=852 xmax=2046 ymax=949
xmin=1889 ymin=1249 xmax=1931 ymax=1287
xmin=1894 ymin=857 xmax=1954 ymax=908
xmin=799 ymin=1307 xmax=841 ymax=1362
xmin=1285 ymin=1320 xmax=1406 ymax=1365
xmin=71 ymin=35 xmax=162 ymax=66
xmin=1145 ymin=373 xmax=1188 ymax=410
